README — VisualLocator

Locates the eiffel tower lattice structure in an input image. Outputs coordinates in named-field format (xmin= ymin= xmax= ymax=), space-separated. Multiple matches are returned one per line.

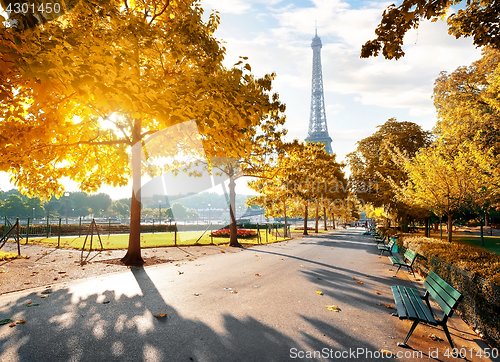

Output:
xmin=305 ymin=28 xmax=333 ymax=154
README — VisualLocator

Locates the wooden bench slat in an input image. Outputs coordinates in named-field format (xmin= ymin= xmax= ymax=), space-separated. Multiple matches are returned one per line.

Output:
xmin=397 ymin=285 xmax=419 ymax=320
xmin=391 ymin=285 xmax=408 ymax=318
xmin=428 ymin=271 xmax=461 ymax=301
xmin=424 ymin=279 xmax=454 ymax=316
xmin=388 ymin=256 xmax=404 ymax=265
xmin=407 ymin=287 xmax=436 ymax=324
xmin=403 ymin=287 xmax=429 ymax=322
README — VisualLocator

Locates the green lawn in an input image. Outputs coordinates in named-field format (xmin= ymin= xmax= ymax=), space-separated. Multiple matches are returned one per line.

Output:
xmin=23 ymin=230 xmax=290 ymax=250
xmin=425 ymin=232 xmax=500 ymax=255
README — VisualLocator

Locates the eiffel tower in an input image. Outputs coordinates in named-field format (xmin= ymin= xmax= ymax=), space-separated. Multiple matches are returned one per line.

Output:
xmin=305 ymin=28 xmax=333 ymax=154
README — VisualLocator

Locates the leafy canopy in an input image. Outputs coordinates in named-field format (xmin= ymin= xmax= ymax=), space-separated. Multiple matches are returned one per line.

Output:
xmin=362 ymin=0 xmax=500 ymax=59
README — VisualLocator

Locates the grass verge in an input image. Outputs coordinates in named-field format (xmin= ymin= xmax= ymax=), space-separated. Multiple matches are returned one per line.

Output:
xmin=23 ymin=230 xmax=291 ymax=250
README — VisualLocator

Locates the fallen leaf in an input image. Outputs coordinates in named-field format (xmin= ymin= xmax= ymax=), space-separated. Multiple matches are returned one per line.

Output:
xmin=429 ymin=334 xmax=443 ymax=341
xmin=220 ymin=250 xmax=225 ymax=253
xmin=154 ymin=313 xmax=167 ymax=318
xmin=254 ymin=255 xmax=258 ymax=257
xmin=375 ymin=291 xmax=380 ymax=295
xmin=68 ymin=255 xmax=73 ymax=258
xmin=318 ymin=277 xmax=322 ymax=280
xmin=379 ymin=349 xmax=393 ymax=357
xmin=316 ymin=291 xmax=323 ymax=295
xmin=9 ymin=323 xmax=16 ymax=327
xmin=357 ymin=280 xmax=363 ymax=284
xmin=53 ymin=277 xmax=58 ymax=281
xmin=230 ymin=290 xmax=238 ymax=294
xmin=103 ymin=301 xmax=110 ymax=304
xmin=26 ymin=303 xmax=39 ymax=307
xmin=178 ymin=271 xmax=184 ymax=275
xmin=193 ymin=293 xmax=200 ymax=296
xmin=0 ymin=270 xmax=7 ymax=273
xmin=299 ymin=265 xmax=304 ymax=267
xmin=384 ymin=303 xmax=394 ymax=309
xmin=15 ymin=319 xmax=25 ymax=324
xmin=58 ymin=271 xmax=66 ymax=274
xmin=255 ymin=273 xmax=260 ymax=276
xmin=0 ymin=319 xmax=12 ymax=325
xmin=326 ymin=305 xmax=341 ymax=312
xmin=353 ymin=277 xmax=356 ymax=280
xmin=40 ymin=295 xmax=48 ymax=298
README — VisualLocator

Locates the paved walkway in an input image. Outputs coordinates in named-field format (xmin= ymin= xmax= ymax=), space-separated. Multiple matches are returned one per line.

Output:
xmin=0 ymin=228 xmax=495 ymax=361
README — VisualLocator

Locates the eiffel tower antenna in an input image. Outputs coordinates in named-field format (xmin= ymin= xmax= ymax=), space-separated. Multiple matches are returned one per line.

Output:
xmin=305 ymin=26 xmax=333 ymax=154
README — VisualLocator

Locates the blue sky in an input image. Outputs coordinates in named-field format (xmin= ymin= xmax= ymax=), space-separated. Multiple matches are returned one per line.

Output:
xmin=0 ymin=0 xmax=483 ymax=199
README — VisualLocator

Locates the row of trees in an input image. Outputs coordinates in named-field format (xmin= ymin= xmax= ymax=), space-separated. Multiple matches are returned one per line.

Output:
xmin=0 ymin=190 xmax=115 ymax=218
xmin=349 ymin=47 xmax=500 ymax=243
xmin=0 ymin=188 xmax=253 ymax=220
xmin=248 ymin=140 xmax=358 ymax=234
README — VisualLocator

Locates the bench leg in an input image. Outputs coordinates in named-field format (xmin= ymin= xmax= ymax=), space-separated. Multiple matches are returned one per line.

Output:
xmin=398 ymin=320 xmax=420 ymax=347
xmin=393 ymin=265 xmax=402 ymax=277
xmin=407 ymin=266 xmax=415 ymax=278
xmin=442 ymin=324 xmax=455 ymax=349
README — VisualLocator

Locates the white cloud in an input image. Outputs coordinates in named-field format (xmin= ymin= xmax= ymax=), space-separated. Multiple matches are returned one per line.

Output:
xmin=202 ymin=0 xmax=251 ymax=14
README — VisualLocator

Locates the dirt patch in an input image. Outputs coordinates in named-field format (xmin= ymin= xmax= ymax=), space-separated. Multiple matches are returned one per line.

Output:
xmin=0 ymin=242 xmax=247 ymax=295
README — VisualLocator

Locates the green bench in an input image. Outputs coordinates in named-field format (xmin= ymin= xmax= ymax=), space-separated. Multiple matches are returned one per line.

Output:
xmin=391 ymin=271 xmax=462 ymax=348
xmin=388 ymin=249 xmax=417 ymax=277
xmin=378 ymin=238 xmax=395 ymax=255
xmin=374 ymin=234 xmax=386 ymax=244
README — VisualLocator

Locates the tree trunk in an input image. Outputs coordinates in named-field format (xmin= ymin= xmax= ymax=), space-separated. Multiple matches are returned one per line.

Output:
xmin=481 ymin=215 xmax=485 ymax=246
xmin=315 ymin=199 xmax=319 ymax=233
xmin=228 ymin=170 xmax=240 ymax=247
xmin=424 ymin=218 xmax=429 ymax=237
xmin=283 ymin=200 xmax=288 ymax=238
xmin=121 ymin=120 xmax=144 ymax=267
xmin=331 ymin=211 xmax=335 ymax=229
xmin=440 ymin=216 xmax=443 ymax=240
xmin=303 ymin=202 xmax=309 ymax=236
xmin=323 ymin=206 xmax=327 ymax=231
xmin=447 ymin=213 xmax=453 ymax=242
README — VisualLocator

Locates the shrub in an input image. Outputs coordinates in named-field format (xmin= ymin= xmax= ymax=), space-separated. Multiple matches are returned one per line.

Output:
xmin=210 ymin=229 xmax=257 ymax=238
xmin=398 ymin=235 xmax=500 ymax=285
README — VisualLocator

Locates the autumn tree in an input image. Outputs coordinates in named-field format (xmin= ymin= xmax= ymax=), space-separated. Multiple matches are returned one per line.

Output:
xmin=362 ymin=0 xmax=500 ymax=59
xmin=201 ymin=84 xmax=286 ymax=247
xmin=347 ymin=118 xmax=432 ymax=228
xmin=430 ymin=48 xmax=500 ymax=241
xmin=249 ymin=141 xmax=346 ymax=235
xmin=433 ymin=47 xmax=500 ymax=150
xmin=0 ymin=0 xmax=284 ymax=265
xmin=394 ymin=138 xmax=497 ymax=242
